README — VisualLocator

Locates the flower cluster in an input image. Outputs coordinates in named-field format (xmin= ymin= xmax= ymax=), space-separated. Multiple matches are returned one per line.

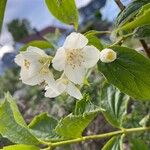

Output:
xmin=15 ymin=32 xmax=117 ymax=100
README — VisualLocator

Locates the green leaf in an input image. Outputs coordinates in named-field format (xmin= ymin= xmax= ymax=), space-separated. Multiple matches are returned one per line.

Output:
xmin=0 ymin=0 xmax=7 ymax=33
xmin=4 ymin=93 xmax=27 ymax=126
xmin=115 ymin=0 xmax=150 ymax=27
xmin=45 ymin=0 xmax=78 ymax=30
xmin=100 ymin=83 xmax=129 ymax=128
xmin=102 ymin=136 xmax=123 ymax=150
xmin=139 ymin=114 xmax=150 ymax=127
xmin=28 ymin=113 xmax=58 ymax=141
xmin=85 ymin=31 xmax=103 ymax=51
xmin=133 ymin=24 xmax=150 ymax=39
xmin=98 ymin=45 xmax=150 ymax=101
xmin=0 ymin=100 xmax=39 ymax=145
xmin=2 ymin=145 xmax=40 ymax=150
xmin=74 ymin=94 xmax=100 ymax=115
xmin=20 ymin=40 xmax=54 ymax=51
xmin=120 ymin=3 xmax=150 ymax=31
xmin=55 ymin=113 xmax=97 ymax=139
xmin=55 ymin=97 xmax=100 ymax=139
xmin=130 ymin=138 xmax=149 ymax=150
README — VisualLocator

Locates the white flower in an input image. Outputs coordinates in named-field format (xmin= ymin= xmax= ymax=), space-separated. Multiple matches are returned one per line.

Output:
xmin=15 ymin=46 xmax=55 ymax=86
xmin=52 ymin=32 xmax=100 ymax=84
xmin=99 ymin=48 xmax=117 ymax=63
xmin=45 ymin=74 xmax=82 ymax=100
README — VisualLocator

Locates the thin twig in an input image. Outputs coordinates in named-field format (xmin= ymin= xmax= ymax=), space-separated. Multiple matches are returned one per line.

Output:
xmin=114 ymin=0 xmax=125 ymax=11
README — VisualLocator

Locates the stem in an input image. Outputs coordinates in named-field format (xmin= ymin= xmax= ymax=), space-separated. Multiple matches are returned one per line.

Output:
xmin=140 ymin=40 xmax=150 ymax=58
xmin=84 ymin=30 xmax=111 ymax=36
xmin=46 ymin=126 xmax=150 ymax=148
xmin=114 ymin=0 xmax=125 ymax=11
xmin=111 ymin=33 xmax=133 ymax=46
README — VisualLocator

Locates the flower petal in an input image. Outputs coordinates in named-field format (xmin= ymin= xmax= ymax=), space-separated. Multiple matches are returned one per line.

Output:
xmin=14 ymin=53 xmax=24 ymax=66
xmin=82 ymin=46 xmax=100 ymax=68
xmin=64 ymin=65 xmax=86 ymax=84
xmin=45 ymin=80 xmax=66 ymax=98
xmin=27 ymin=46 xmax=48 ymax=57
xmin=63 ymin=32 xmax=88 ymax=50
xmin=52 ymin=47 xmax=65 ymax=71
xmin=66 ymin=82 xmax=83 ymax=99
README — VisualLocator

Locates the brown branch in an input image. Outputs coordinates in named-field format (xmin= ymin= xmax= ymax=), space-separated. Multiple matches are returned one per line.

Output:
xmin=140 ymin=40 xmax=150 ymax=58
xmin=114 ymin=0 xmax=125 ymax=11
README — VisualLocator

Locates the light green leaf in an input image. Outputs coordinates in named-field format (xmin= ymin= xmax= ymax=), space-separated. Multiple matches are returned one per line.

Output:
xmin=115 ymin=0 xmax=150 ymax=27
xmin=55 ymin=113 xmax=97 ymax=139
xmin=74 ymin=94 xmax=100 ymax=115
xmin=28 ymin=113 xmax=58 ymax=141
xmin=120 ymin=3 xmax=150 ymax=31
xmin=55 ymin=97 xmax=100 ymax=139
xmin=0 ymin=100 xmax=39 ymax=145
xmin=4 ymin=93 xmax=27 ymax=126
xmin=20 ymin=40 xmax=54 ymax=51
xmin=0 ymin=0 xmax=7 ymax=33
xmin=45 ymin=0 xmax=78 ymax=30
xmin=102 ymin=136 xmax=123 ymax=150
xmin=139 ymin=114 xmax=150 ymax=127
xmin=98 ymin=45 xmax=150 ymax=101
xmin=85 ymin=31 xmax=103 ymax=51
xmin=2 ymin=145 xmax=40 ymax=150
xmin=130 ymin=138 xmax=149 ymax=150
xmin=100 ymin=83 xmax=129 ymax=128
xmin=133 ymin=24 xmax=150 ymax=39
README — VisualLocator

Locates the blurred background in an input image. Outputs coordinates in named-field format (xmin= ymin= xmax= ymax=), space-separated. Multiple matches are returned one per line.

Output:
xmin=1 ymin=0 xmax=149 ymax=149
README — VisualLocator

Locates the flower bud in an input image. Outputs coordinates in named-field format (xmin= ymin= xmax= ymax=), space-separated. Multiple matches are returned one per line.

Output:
xmin=100 ymin=48 xmax=117 ymax=63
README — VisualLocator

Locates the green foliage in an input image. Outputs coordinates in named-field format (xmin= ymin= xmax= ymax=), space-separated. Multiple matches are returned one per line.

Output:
xmin=4 ymin=93 xmax=27 ymax=126
xmin=115 ymin=0 xmax=150 ymax=27
xmin=98 ymin=45 xmax=150 ymax=101
xmin=55 ymin=96 xmax=100 ymax=139
xmin=0 ymin=95 xmax=39 ymax=145
xmin=0 ymin=0 xmax=7 ymax=33
xmin=130 ymin=138 xmax=149 ymax=150
xmin=86 ymin=34 xmax=103 ymax=51
xmin=45 ymin=0 xmax=78 ymax=29
xmin=133 ymin=24 xmax=150 ymax=40
xmin=102 ymin=136 xmax=123 ymax=150
xmin=120 ymin=3 xmax=150 ymax=32
xmin=100 ymin=83 xmax=129 ymax=128
xmin=7 ymin=19 xmax=32 ymax=42
xmin=28 ymin=113 xmax=58 ymax=141
xmin=2 ymin=145 xmax=40 ymax=150
xmin=20 ymin=40 xmax=54 ymax=51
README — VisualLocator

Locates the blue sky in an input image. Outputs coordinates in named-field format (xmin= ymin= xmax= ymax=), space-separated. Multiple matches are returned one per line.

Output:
xmin=0 ymin=0 xmax=131 ymax=45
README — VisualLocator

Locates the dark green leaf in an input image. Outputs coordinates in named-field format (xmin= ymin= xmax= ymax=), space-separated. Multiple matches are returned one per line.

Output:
xmin=0 ymin=100 xmax=39 ymax=145
xmin=0 ymin=0 xmax=7 ymax=33
xmin=98 ymin=45 xmax=150 ymax=101
xmin=2 ymin=145 xmax=40 ymax=150
xmin=28 ymin=113 xmax=58 ymax=141
xmin=100 ymin=83 xmax=129 ymax=128
xmin=130 ymin=138 xmax=149 ymax=150
xmin=20 ymin=40 xmax=54 ymax=51
xmin=133 ymin=24 xmax=150 ymax=39
xmin=45 ymin=0 xmax=78 ymax=29
xmin=115 ymin=0 xmax=150 ymax=27
xmin=102 ymin=136 xmax=123 ymax=150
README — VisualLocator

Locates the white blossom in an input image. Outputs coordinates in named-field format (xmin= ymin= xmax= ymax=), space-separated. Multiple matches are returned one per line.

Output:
xmin=52 ymin=32 xmax=100 ymax=84
xmin=45 ymin=74 xmax=82 ymax=100
xmin=15 ymin=46 xmax=55 ymax=86
xmin=99 ymin=48 xmax=117 ymax=63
